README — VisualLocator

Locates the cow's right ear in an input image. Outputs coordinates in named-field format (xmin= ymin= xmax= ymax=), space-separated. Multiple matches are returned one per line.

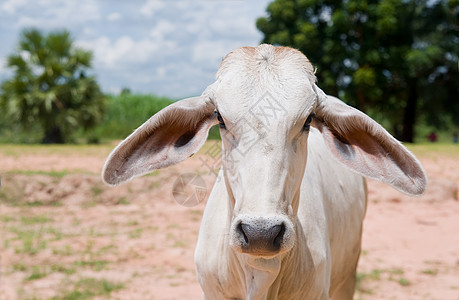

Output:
xmin=311 ymin=84 xmax=427 ymax=196
xmin=102 ymin=95 xmax=217 ymax=186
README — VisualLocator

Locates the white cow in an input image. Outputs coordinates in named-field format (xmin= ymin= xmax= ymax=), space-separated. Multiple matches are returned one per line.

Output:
xmin=102 ymin=45 xmax=426 ymax=299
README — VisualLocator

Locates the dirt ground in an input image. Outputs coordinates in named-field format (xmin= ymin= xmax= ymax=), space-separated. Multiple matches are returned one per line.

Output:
xmin=0 ymin=142 xmax=458 ymax=300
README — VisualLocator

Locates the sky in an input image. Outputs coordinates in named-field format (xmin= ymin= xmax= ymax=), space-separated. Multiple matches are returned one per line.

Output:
xmin=0 ymin=0 xmax=272 ymax=99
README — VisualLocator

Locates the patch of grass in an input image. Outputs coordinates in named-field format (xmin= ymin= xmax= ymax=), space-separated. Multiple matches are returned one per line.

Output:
xmin=11 ymin=228 xmax=48 ymax=255
xmin=74 ymin=260 xmax=109 ymax=271
xmin=20 ymin=215 xmax=53 ymax=225
xmin=424 ymin=260 xmax=442 ymax=265
xmin=117 ymin=197 xmax=130 ymax=205
xmin=129 ymin=228 xmax=143 ymax=239
xmin=148 ymin=181 xmax=161 ymax=189
xmin=367 ymin=269 xmax=382 ymax=280
xmin=26 ymin=200 xmax=62 ymax=207
xmin=51 ymin=263 xmax=76 ymax=275
xmin=97 ymin=244 xmax=117 ymax=255
xmin=389 ymin=268 xmax=404 ymax=275
xmin=90 ymin=184 xmax=104 ymax=197
xmin=25 ymin=265 xmax=48 ymax=281
xmin=407 ymin=143 xmax=459 ymax=158
xmin=146 ymin=170 xmax=160 ymax=177
xmin=53 ymin=277 xmax=123 ymax=300
xmin=9 ymin=225 xmax=63 ymax=254
xmin=398 ymin=277 xmax=411 ymax=286
xmin=1 ymin=215 xmax=15 ymax=222
xmin=421 ymin=269 xmax=438 ymax=276
xmin=52 ymin=244 xmax=74 ymax=256
xmin=127 ymin=220 xmax=138 ymax=226
xmin=0 ymin=144 xmax=113 ymax=157
xmin=356 ymin=269 xmax=382 ymax=295
xmin=172 ymin=240 xmax=187 ymax=248
xmin=12 ymin=262 xmax=27 ymax=272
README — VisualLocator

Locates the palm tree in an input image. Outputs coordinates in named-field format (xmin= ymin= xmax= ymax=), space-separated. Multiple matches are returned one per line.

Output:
xmin=0 ymin=28 xmax=106 ymax=143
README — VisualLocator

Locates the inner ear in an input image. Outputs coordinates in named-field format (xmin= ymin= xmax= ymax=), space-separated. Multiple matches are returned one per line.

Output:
xmin=311 ymin=98 xmax=427 ymax=196
xmin=175 ymin=130 xmax=198 ymax=148
xmin=102 ymin=96 xmax=217 ymax=186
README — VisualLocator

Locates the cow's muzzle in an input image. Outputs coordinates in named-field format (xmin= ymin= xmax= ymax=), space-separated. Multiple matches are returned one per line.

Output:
xmin=231 ymin=216 xmax=294 ymax=257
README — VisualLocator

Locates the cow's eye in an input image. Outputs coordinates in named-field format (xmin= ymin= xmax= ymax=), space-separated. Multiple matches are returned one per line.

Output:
xmin=216 ymin=111 xmax=226 ymax=129
xmin=303 ymin=113 xmax=315 ymax=131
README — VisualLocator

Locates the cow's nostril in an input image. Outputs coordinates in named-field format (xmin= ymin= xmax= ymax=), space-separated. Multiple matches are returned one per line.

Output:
xmin=237 ymin=223 xmax=249 ymax=245
xmin=272 ymin=223 xmax=286 ymax=249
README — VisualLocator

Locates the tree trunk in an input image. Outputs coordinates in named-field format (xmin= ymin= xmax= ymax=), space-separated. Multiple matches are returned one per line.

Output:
xmin=42 ymin=126 xmax=64 ymax=144
xmin=357 ymin=88 xmax=367 ymax=113
xmin=400 ymin=80 xmax=418 ymax=143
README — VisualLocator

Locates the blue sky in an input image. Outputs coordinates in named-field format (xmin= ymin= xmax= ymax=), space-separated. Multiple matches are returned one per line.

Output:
xmin=0 ymin=0 xmax=272 ymax=99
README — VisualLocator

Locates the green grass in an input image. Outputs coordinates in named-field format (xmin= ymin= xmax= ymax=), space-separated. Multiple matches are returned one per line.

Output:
xmin=5 ymin=170 xmax=71 ymax=177
xmin=25 ymin=265 xmax=48 ymax=281
xmin=421 ymin=268 xmax=438 ymax=275
xmin=53 ymin=278 xmax=123 ymax=300
xmin=73 ymin=260 xmax=109 ymax=271
xmin=20 ymin=215 xmax=53 ymax=225
xmin=0 ymin=143 xmax=113 ymax=157
xmin=51 ymin=263 xmax=77 ymax=275
xmin=407 ymin=143 xmax=459 ymax=156
xmin=8 ymin=225 xmax=64 ymax=254
xmin=87 ymin=93 xmax=174 ymax=141
xmin=398 ymin=277 xmax=411 ymax=286
xmin=1 ymin=215 xmax=15 ymax=222
xmin=356 ymin=268 xmax=414 ymax=294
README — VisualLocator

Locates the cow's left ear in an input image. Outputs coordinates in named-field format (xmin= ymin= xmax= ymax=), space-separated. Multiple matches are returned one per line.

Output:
xmin=311 ymin=85 xmax=427 ymax=196
xmin=102 ymin=95 xmax=217 ymax=186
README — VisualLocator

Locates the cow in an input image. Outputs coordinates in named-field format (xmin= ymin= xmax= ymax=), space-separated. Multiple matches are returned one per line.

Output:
xmin=102 ymin=44 xmax=427 ymax=299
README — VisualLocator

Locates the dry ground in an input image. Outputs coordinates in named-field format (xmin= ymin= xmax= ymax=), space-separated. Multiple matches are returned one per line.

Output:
xmin=0 ymin=142 xmax=458 ymax=300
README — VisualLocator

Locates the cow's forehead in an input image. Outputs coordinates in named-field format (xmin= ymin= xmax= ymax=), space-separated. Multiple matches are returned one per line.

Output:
xmin=214 ymin=45 xmax=317 ymax=122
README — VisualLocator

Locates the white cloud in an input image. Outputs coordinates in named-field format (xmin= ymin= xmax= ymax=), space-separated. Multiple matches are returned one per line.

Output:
xmin=140 ymin=0 xmax=165 ymax=17
xmin=106 ymin=12 xmax=122 ymax=22
xmin=192 ymin=40 xmax=229 ymax=65
xmin=77 ymin=36 xmax=162 ymax=69
xmin=0 ymin=0 xmax=271 ymax=98
xmin=1 ymin=0 xmax=27 ymax=14
xmin=16 ymin=0 xmax=101 ymax=29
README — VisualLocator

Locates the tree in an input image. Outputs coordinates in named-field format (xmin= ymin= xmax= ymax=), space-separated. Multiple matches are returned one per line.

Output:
xmin=0 ymin=28 xmax=106 ymax=143
xmin=257 ymin=0 xmax=459 ymax=142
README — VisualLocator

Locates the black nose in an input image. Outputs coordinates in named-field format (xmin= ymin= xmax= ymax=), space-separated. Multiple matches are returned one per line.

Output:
xmin=237 ymin=222 xmax=286 ymax=255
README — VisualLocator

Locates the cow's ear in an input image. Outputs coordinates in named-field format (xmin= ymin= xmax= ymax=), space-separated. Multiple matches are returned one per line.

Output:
xmin=102 ymin=95 xmax=217 ymax=186
xmin=311 ymin=85 xmax=427 ymax=196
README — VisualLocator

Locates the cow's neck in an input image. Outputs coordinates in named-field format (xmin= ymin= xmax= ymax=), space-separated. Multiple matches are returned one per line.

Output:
xmin=240 ymin=255 xmax=282 ymax=300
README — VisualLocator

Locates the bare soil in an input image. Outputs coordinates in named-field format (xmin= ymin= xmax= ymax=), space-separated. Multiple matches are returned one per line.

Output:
xmin=0 ymin=143 xmax=458 ymax=300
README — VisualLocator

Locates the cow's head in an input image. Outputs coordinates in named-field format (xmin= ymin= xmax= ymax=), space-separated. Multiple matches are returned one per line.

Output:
xmin=102 ymin=45 xmax=426 ymax=258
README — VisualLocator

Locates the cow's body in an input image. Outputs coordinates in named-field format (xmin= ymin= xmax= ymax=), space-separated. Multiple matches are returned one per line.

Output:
xmin=196 ymin=129 xmax=366 ymax=300
xmin=102 ymin=45 xmax=426 ymax=300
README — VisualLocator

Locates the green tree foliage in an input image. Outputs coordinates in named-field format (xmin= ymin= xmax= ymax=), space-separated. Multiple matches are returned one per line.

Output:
xmin=257 ymin=0 xmax=459 ymax=142
xmin=0 ymin=28 xmax=106 ymax=143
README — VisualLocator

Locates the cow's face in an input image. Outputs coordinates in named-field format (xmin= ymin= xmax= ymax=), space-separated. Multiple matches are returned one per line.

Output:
xmin=213 ymin=46 xmax=317 ymax=257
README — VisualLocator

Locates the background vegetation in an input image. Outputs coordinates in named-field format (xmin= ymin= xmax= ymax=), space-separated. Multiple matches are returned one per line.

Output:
xmin=257 ymin=0 xmax=458 ymax=142
xmin=1 ymin=2 xmax=458 ymax=145
xmin=0 ymin=29 xmax=106 ymax=144
xmin=0 ymin=91 xmax=221 ymax=144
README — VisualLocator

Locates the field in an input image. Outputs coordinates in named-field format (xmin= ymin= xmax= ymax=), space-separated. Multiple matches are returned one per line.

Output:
xmin=0 ymin=142 xmax=458 ymax=300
